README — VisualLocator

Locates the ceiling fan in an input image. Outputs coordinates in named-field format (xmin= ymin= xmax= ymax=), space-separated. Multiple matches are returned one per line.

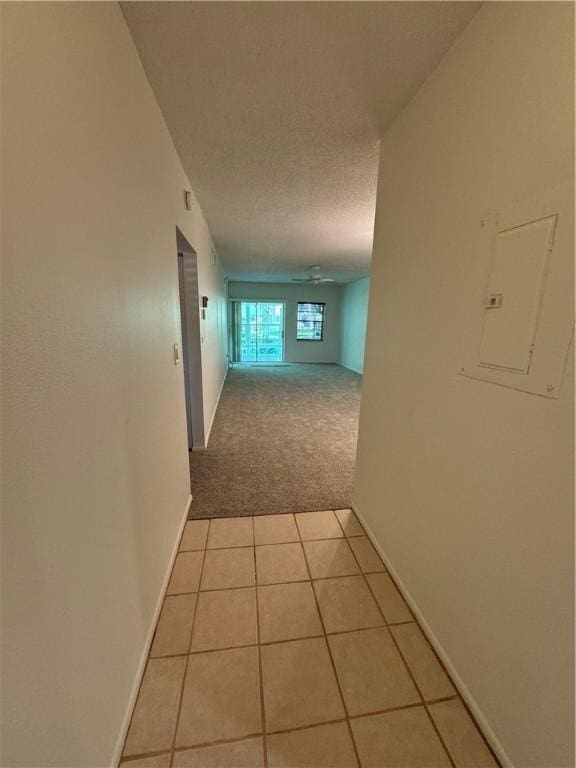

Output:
xmin=291 ymin=266 xmax=335 ymax=284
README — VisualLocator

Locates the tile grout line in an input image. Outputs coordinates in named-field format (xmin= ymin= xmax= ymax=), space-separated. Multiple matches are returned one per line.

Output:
xmin=441 ymin=687 xmax=503 ymax=767
xmin=174 ymin=514 xmax=456 ymax=767
xmin=130 ymin=732 xmax=264 ymax=762
xmin=180 ymin=531 xmax=366 ymax=553
xmin=265 ymin=717 xmax=350 ymax=739
xmin=169 ymin=699 xmax=466 ymax=756
xmin=330 ymin=511 xmax=376 ymax=767
xmin=120 ymin=518 xmax=203 ymax=765
xmin=298 ymin=515 xmax=363 ymax=768
xmin=147 ymin=637 xmax=471 ymax=709
xmin=266 ymin=699 xmax=460 ymax=734
xmin=343 ymin=515 xmax=458 ymax=768
xmin=127 ymin=511 xmax=500 ymax=766
xmin=344 ymin=517 xmax=501 ymax=767
xmin=123 ymin=513 xmax=362 ymax=763
xmin=388 ymin=628 xmax=457 ymax=768
xmin=119 ymin=749 xmax=172 ymax=763
xmin=251 ymin=515 xmax=269 ymax=768
xmin=150 ymin=620 xmax=429 ymax=661
xmin=167 ymin=523 xmax=210 ymax=768
xmin=165 ymin=578 xmax=417 ymax=601
xmin=173 ymin=732 xmax=263 ymax=756
xmin=120 ymin=696 xmax=467 ymax=764
xmin=383 ymin=590 xmax=503 ymax=767
xmin=168 ymin=564 xmax=389 ymax=597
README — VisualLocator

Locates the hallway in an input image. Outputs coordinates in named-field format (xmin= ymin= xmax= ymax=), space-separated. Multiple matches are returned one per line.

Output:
xmin=188 ymin=365 xmax=361 ymax=518
xmin=2 ymin=3 xmax=574 ymax=766
xmin=121 ymin=510 xmax=497 ymax=767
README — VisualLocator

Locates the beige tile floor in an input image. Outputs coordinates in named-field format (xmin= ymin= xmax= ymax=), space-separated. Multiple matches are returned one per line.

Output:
xmin=121 ymin=509 xmax=499 ymax=768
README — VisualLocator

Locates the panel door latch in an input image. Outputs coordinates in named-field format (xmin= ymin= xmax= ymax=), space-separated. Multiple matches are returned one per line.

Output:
xmin=485 ymin=293 xmax=503 ymax=309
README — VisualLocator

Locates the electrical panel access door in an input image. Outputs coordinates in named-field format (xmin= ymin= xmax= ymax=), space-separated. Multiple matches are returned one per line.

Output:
xmin=461 ymin=181 xmax=574 ymax=398
xmin=478 ymin=215 xmax=556 ymax=374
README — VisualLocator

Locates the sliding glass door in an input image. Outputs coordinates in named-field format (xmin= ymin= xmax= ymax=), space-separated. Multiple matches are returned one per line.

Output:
xmin=237 ymin=301 xmax=284 ymax=362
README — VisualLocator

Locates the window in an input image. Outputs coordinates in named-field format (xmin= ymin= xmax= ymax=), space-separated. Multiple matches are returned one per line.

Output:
xmin=297 ymin=302 xmax=325 ymax=341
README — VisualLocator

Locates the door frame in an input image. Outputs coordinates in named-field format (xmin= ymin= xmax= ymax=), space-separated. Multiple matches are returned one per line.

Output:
xmin=176 ymin=227 xmax=205 ymax=451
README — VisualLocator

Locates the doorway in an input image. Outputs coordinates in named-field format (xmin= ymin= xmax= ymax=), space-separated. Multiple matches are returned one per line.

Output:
xmin=231 ymin=301 xmax=285 ymax=363
xmin=176 ymin=228 xmax=204 ymax=450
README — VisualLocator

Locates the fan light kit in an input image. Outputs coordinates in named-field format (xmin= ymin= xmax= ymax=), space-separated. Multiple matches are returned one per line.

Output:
xmin=291 ymin=266 xmax=335 ymax=285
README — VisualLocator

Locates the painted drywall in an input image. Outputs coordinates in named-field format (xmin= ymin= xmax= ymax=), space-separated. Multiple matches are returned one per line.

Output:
xmin=354 ymin=3 xmax=574 ymax=767
xmin=339 ymin=277 xmax=370 ymax=373
xmin=228 ymin=282 xmax=342 ymax=363
xmin=1 ymin=4 xmax=227 ymax=767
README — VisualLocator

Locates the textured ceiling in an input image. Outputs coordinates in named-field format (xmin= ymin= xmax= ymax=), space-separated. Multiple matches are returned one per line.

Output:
xmin=122 ymin=2 xmax=480 ymax=283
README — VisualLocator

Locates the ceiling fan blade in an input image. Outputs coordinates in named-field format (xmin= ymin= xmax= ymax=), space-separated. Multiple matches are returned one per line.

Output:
xmin=292 ymin=274 xmax=335 ymax=284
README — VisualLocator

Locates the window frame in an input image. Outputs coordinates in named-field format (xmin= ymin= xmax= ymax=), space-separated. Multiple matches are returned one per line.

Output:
xmin=296 ymin=301 xmax=326 ymax=342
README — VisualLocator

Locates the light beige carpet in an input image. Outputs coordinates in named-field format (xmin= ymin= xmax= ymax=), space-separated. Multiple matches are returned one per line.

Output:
xmin=188 ymin=364 xmax=361 ymax=519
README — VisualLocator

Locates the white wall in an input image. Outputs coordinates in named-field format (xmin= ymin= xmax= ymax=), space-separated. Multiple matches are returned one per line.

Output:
xmin=228 ymin=282 xmax=342 ymax=363
xmin=354 ymin=4 xmax=574 ymax=767
xmin=1 ymin=4 xmax=227 ymax=766
xmin=339 ymin=277 xmax=370 ymax=373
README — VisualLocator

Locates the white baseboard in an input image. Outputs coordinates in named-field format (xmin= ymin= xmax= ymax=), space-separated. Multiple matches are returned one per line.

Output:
xmin=203 ymin=367 xmax=228 ymax=448
xmin=351 ymin=502 xmax=512 ymax=768
xmin=111 ymin=494 xmax=191 ymax=767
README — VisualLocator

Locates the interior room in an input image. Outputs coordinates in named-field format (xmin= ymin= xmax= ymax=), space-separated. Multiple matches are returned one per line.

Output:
xmin=188 ymin=277 xmax=370 ymax=518
xmin=1 ymin=3 xmax=574 ymax=768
